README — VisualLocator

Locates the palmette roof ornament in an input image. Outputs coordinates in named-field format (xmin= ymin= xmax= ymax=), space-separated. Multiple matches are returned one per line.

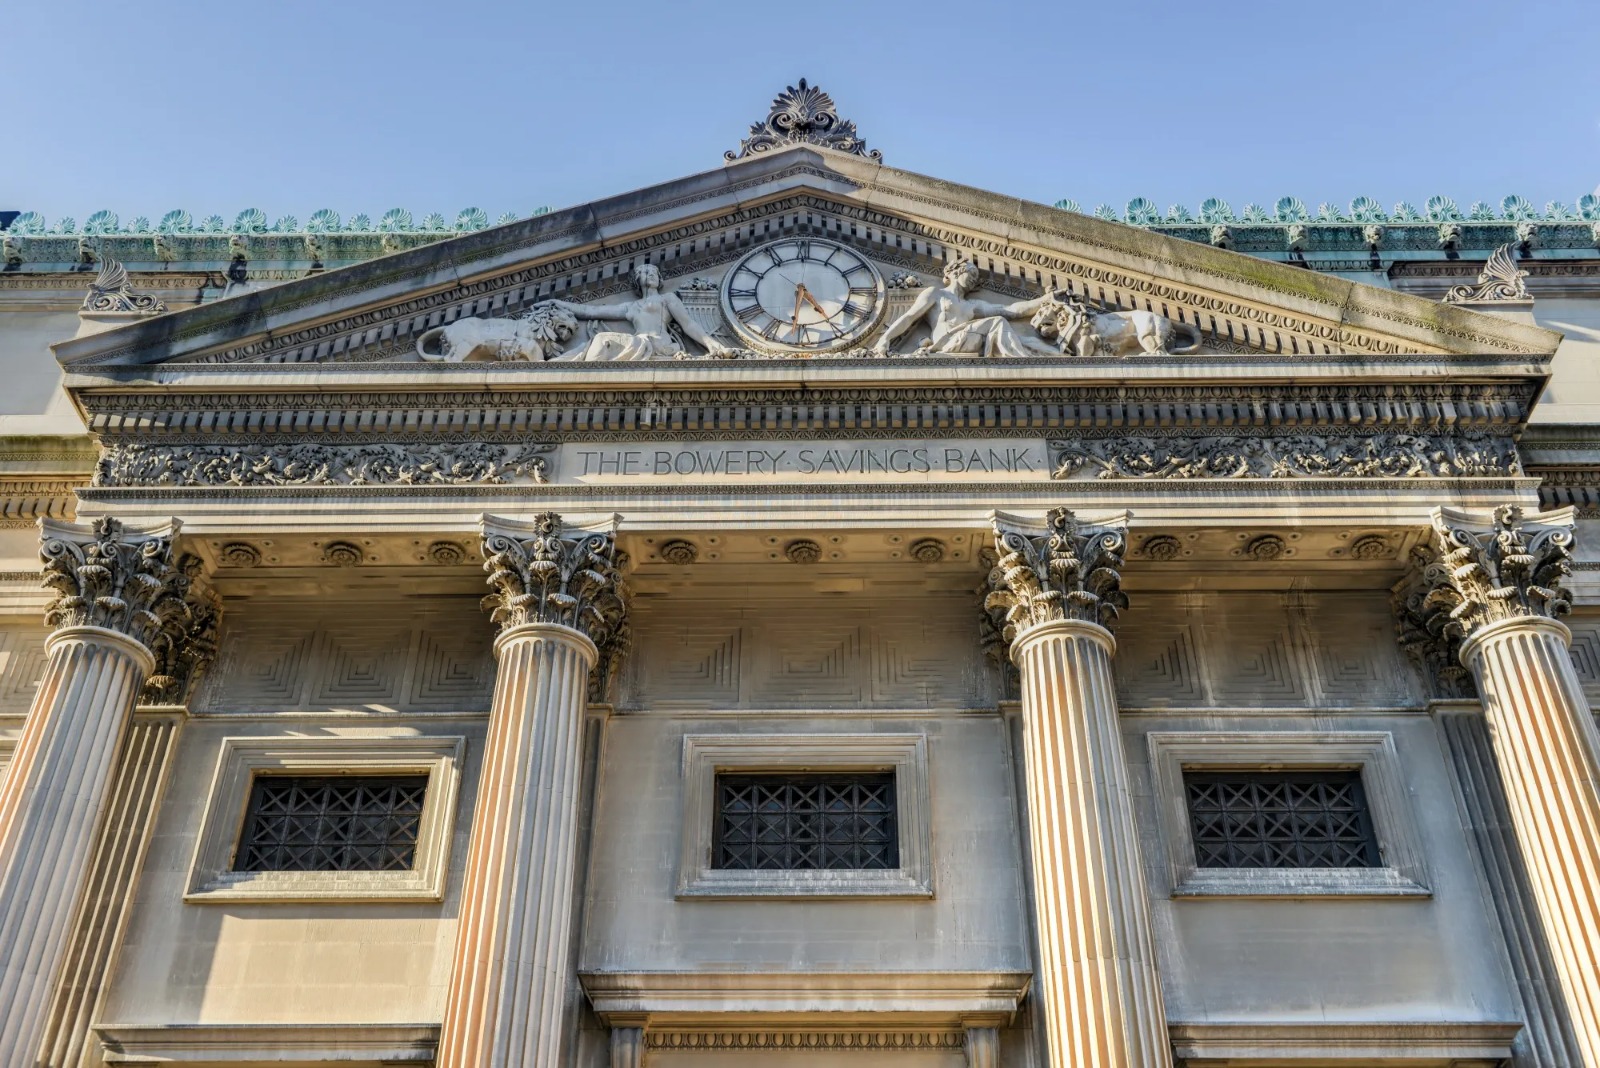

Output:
xmin=983 ymin=508 xmax=1129 ymax=649
xmin=80 ymin=259 xmax=166 ymax=316
xmin=726 ymin=79 xmax=882 ymax=163
xmin=1444 ymin=244 xmax=1530 ymax=303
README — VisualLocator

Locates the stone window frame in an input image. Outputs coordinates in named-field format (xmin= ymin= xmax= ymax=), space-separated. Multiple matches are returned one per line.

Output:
xmin=184 ymin=735 xmax=464 ymax=904
xmin=677 ymin=733 xmax=933 ymax=899
xmin=1146 ymin=731 xmax=1430 ymax=898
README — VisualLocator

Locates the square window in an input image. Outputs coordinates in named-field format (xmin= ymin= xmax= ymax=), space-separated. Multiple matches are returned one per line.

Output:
xmin=1148 ymin=731 xmax=1429 ymax=898
xmin=186 ymin=736 xmax=464 ymax=903
xmin=678 ymin=734 xmax=932 ymax=898
xmin=712 ymin=772 xmax=899 ymax=871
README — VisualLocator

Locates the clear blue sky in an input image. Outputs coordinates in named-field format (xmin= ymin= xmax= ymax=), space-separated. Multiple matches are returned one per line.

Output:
xmin=8 ymin=0 xmax=1598 ymax=223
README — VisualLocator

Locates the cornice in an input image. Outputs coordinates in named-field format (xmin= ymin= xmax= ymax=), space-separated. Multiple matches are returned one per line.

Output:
xmin=73 ymin=376 xmax=1540 ymax=445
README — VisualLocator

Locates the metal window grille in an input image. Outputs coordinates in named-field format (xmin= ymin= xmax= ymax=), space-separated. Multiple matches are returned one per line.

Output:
xmin=713 ymin=772 xmax=898 ymax=871
xmin=233 ymin=774 xmax=428 ymax=873
xmin=1184 ymin=770 xmax=1380 ymax=869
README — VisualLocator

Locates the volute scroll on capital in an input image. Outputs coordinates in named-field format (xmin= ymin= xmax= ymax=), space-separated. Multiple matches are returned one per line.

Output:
xmin=1420 ymin=505 xmax=1575 ymax=646
xmin=479 ymin=512 xmax=629 ymax=654
xmin=38 ymin=518 xmax=220 ymax=685
xmin=982 ymin=507 xmax=1130 ymax=656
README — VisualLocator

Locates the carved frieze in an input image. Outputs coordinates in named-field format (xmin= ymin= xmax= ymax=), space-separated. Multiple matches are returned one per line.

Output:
xmin=94 ymin=442 xmax=553 ymax=488
xmin=983 ymin=508 xmax=1129 ymax=650
xmin=1049 ymin=431 xmax=1519 ymax=480
xmin=479 ymin=513 xmax=627 ymax=651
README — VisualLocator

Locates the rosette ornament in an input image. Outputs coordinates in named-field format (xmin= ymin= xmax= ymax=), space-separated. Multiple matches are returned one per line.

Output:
xmin=479 ymin=511 xmax=626 ymax=647
xmin=983 ymin=506 xmax=1129 ymax=649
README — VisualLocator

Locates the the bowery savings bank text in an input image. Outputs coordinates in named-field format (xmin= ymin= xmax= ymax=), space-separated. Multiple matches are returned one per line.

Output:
xmin=562 ymin=439 xmax=1047 ymax=482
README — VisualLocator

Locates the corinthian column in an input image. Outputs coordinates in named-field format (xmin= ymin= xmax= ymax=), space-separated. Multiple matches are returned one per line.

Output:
xmin=984 ymin=508 xmax=1171 ymax=1068
xmin=436 ymin=512 xmax=626 ymax=1068
xmin=1418 ymin=505 xmax=1600 ymax=1066
xmin=0 ymin=517 xmax=212 ymax=1063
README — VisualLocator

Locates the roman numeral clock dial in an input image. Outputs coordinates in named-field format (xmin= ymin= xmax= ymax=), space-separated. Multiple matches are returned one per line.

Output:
xmin=719 ymin=238 xmax=885 ymax=353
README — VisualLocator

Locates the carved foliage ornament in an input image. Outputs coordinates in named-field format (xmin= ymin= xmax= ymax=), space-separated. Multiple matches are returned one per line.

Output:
xmin=81 ymin=259 xmax=166 ymax=316
xmin=94 ymin=442 xmax=552 ymax=488
xmin=726 ymin=79 xmax=882 ymax=163
xmin=141 ymin=552 xmax=222 ymax=705
xmin=479 ymin=512 xmax=627 ymax=651
xmin=1421 ymin=505 xmax=1573 ymax=645
xmin=1444 ymin=244 xmax=1530 ymax=303
xmin=1049 ymin=432 xmax=1518 ymax=481
xmin=1392 ymin=548 xmax=1474 ymax=700
xmin=39 ymin=519 xmax=218 ymax=684
xmin=983 ymin=508 xmax=1128 ymax=648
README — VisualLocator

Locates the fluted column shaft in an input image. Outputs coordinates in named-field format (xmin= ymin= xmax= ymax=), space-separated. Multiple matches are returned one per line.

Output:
xmin=436 ymin=622 xmax=597 ymax=1068
xmin=1014 ymin=618 xmax=1171 ymax=1068
xmin=1463 ymin=615 xmax=1600 ymax=1066
xmin=0 ymin=626 xmax=152 ymax=1064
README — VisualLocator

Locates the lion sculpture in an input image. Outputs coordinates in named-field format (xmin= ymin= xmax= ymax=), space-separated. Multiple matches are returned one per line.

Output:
xmin=1030 ymin=298 xmax=1203 ymax=358
xmin=416 ymin=302 xmax=580 ymax=363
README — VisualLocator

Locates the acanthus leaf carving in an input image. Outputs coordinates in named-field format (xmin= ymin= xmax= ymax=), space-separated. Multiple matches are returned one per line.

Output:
xmin=94 ymin=442 xmax=553 ymax=488
xmin=140 ymin=552 xmax=221 ymax=705
xmin=1049 ymin=431 xmax=1519 ymax=480
xmin=1421 ymin=505 xmax=1575 ymax=644
xmin=479 ymin=512 xmax=628 ymax=653
xmin=983 ymin=508 xmax=1128 ymax=652
xmin=39 ymin=517 xmax=195 ymax=652
xmin=1392 ymin=546 xmax=1475 ymax=699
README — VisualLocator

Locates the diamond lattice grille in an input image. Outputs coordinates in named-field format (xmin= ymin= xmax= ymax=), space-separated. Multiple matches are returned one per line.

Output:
xmin=1185 ymin=770 xmax=1379 ymax=869
xmin=713 ymin=772 xmax=898 ymax=870
xmin=234 ymin=775 xmax=428 ymax=872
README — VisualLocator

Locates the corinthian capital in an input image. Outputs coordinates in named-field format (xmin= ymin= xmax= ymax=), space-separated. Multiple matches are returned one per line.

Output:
xmin=39 ymin=517 xmax=201 ymax=653
xmin=141 ymin=553 xmax=222 ymax=705
xmin=479 ymin=512 xmax=627 ymax=650
xmin=1422 ymin=505 xmax=1575 ymax=644
xmin=1392 ymin=547 xmax=1474 ymax=699
xmin=983 ymin=508 xmax=1129 ymax=650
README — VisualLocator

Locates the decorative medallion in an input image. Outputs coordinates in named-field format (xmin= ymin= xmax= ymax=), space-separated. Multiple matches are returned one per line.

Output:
xmin=725 ymin=79 xmax=882 ymax=163
xmin=1142 ymin=535 xmax=1182 ymax=561
xmin=909 ymin=538 xmax=946 ymax=563
xmin=321 ymin=541 xmax=364 ymax=567
xmin=426 ymin=541 xmax=467 ymax=566
xmin=721 ymin=239 xmax=884 ymax=352
xmin=658 ymin=540 xmax=699 ymax=565
xmin=218 ymin=542 xmax=262 ymax=568
xmin=784 ymin=539 xmax=822 ymax=564
xmin=1245 ymin=535 xmax=1288 ymax=561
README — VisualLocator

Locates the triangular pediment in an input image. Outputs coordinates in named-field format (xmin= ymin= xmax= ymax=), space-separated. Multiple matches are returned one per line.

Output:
xmin=52 ymin=145 xmax=1560 ymax=373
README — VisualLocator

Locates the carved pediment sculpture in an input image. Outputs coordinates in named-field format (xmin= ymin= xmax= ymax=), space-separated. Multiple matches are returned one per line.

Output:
xmin=418 ymin=264 xmax=729 ymax=363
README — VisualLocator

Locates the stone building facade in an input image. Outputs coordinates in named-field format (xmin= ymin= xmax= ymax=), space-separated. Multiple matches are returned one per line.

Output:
xmin=1 ymin=83 xmax=1599 ymax=1067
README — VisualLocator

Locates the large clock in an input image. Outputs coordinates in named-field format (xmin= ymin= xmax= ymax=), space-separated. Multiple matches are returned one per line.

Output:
xmin=720 ymin=238 xmax=884 ymax=352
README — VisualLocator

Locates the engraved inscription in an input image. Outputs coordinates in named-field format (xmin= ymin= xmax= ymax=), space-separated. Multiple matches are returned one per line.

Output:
xmin=561 ymin=438 xmax=1047 ymax=483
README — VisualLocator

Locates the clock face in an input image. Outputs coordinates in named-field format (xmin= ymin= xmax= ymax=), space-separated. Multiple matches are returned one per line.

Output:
xmin=720 ymin=238 xmax=884 ymax=352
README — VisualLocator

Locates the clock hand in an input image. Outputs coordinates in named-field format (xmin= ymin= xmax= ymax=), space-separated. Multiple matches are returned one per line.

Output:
xmin=792 ymin=285 xmax=805 ymax=333
xmin=798 ymin=285 xmax=830 ymax=318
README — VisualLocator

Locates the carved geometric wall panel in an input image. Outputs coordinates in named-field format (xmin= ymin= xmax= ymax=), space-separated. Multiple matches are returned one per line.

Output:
xmin=1205 ymin=595 xmax=1311 ymax=706
xmin=1303 ymin=594 xmax=1423 ymax=707
xmin=0 ymin=624 xmax=47 ymax=715
xmin=623 ymin=590 xmax=996 ymax=710
xmin=1114 ymin=598 xmax=1206 ymax=707
xmin=197 ymin=598 xmax=494 ymax=713
xmin=1115 ymin=591 xmax=1418 ymax=709
xmin=1566 ymin=616 xmax=1600 ymax=701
